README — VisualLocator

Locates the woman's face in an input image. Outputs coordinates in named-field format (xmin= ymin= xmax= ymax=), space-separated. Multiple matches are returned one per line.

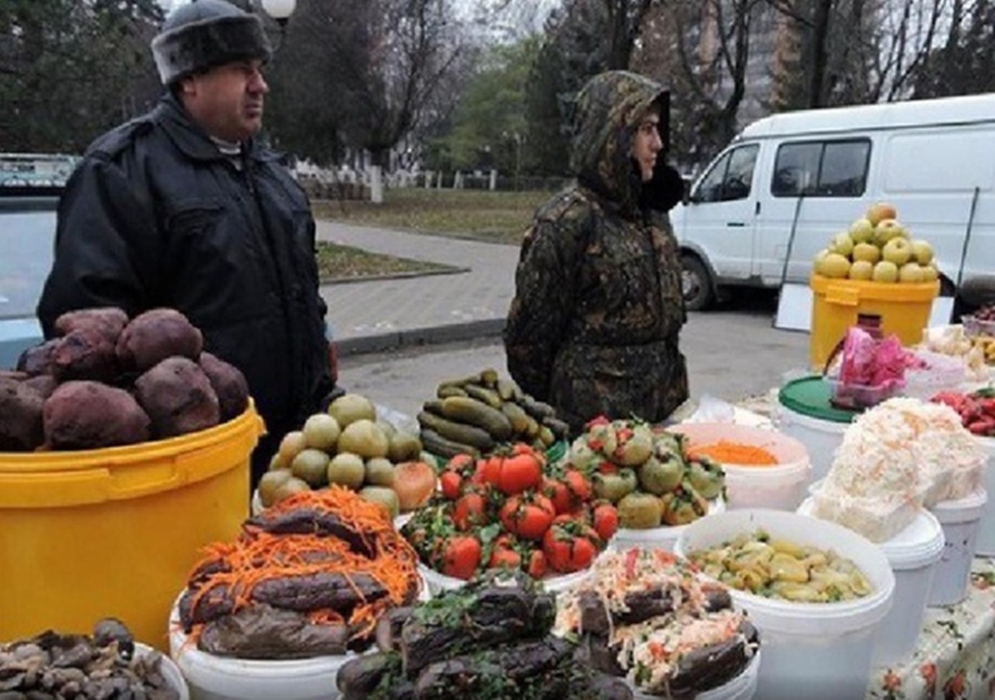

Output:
xmin=632 ymin=109 xmax=664 ymax=181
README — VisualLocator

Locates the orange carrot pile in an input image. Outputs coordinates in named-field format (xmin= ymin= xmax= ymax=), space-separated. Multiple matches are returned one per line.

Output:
xmin=184 ymin=486 xmax=420 ymax=645
xmin=688 ymin=440 xmax=778 ymax=466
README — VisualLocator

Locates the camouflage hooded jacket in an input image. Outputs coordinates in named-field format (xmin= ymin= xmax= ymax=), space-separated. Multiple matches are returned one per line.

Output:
xmin=504 ymin=71 xmax=689 ymax=434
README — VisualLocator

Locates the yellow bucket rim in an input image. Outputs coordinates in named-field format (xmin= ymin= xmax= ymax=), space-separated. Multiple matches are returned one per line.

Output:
xmin=0 ymin=399 xmax=265 ymax=474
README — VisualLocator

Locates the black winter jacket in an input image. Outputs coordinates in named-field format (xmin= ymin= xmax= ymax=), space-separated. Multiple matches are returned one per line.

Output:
xmin=37 ymin=94 xmax=334 ymax=479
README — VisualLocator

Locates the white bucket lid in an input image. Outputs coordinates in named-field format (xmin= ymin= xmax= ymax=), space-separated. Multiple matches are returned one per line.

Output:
xmin=877 ymin=509 xmax=945 ymax=570
xmin=931 ymin=487 xmax=988 ymax=524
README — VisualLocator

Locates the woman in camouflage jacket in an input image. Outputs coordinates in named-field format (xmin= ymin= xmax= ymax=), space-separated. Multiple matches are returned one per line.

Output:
xmin=504 ymin=70 xmax=688 ymax=435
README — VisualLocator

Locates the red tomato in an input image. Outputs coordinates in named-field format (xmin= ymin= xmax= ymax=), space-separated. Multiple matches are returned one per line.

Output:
xmin=439 ymin=471 xmax=462 ymax=500
xmin=499 ymin=494 xmax=555 ymax=540
xmin=564 ymin=468 xmax=593 ymax=502
xmin=488 ymin=545 xmax=522 ymax=570
xmin=440 ymin=535 xmax=482 ymax=580
xmin=446 ymin=453 xmax=475 ymax=473
xmin=543 ymin=477 xmax=574 ymax=515
xmin=473 ymin=457 xmax=502 ymax=486
xmin=453 ymin=492 xmax=487 ymax=530
xmin=527 ymin=549 xmax=547 ymax=579
xmin=542 ymin=525 xmax=598 ymax=574
xmin=593 ymin=503 xmax=619 ymax=541
xmin=496 ymin=453 xmax=543 ymax=496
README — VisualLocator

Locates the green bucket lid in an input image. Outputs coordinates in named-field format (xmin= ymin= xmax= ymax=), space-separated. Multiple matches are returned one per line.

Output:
xmin=778 ymin=375 xmax=860 ymax=424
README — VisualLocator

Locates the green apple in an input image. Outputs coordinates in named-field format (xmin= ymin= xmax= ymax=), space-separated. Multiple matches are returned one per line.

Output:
xmin=910 ymin=239 xmax=934 ymax=265
xmin=882 ymin=236 xmax=912 ymax=266
xmin=872 ymin=260 xmax=899 ymax=283
xmin=848 ymin=217 xmax=875 ymax=244
xmin=813 ymin=247 xmax=831 ymax=272
xmin=849 ymin=260 xmax=874 ymax=280
xmin=899 ymin=262 xmax=923 ymax=284
xmin=830 ymin=231 xmax=855 ymax=258
xmin=852 ymin=242 xmax=881 ymax=264
xmin=874 ymin=219 xmax=905 ymax=247
xmin=921 ymin=263 xmax=939 ymax=282
xmin=820 ymin=253 xmax=851 ymax=279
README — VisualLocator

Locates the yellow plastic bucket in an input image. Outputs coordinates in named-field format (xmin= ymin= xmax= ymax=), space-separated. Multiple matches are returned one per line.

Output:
xmin=0 ymin=401 xmax=264 ymax=650
xmin=809 ymin=274 xmax=939 ymax=370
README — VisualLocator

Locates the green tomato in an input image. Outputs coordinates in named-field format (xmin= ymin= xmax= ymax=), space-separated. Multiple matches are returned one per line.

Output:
xmin=617 ymin=492 xmax=664 ymax=529
xmin=637 ymin=455 xmax=685 ymax=495
xmin=593 ymin=469 xmax=638 ymax=503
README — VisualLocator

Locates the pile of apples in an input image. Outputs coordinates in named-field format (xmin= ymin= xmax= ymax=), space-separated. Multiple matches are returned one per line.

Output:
xmin=813 ymin=202 xmax=939 ymax=284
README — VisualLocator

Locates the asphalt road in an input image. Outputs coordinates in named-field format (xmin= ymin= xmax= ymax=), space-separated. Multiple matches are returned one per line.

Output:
xmin=338 ymin=294 xmax=810 ymax=426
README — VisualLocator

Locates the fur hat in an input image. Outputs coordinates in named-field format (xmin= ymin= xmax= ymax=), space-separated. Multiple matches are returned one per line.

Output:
xmin=151 ymin=0 xmax=271 ymax=85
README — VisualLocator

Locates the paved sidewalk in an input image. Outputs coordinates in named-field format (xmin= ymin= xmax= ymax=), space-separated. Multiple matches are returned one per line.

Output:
xmin=316 ymin=221 xmax=520 ymax=356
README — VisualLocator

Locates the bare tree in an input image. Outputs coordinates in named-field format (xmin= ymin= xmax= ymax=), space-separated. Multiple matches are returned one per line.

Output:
xmin=767 ymin=0 xmax=955 ymax=106
xmin=605 ymin=0 xmax=658 ymax=68
xmin=337 ymin=0 xmax=466 ymax=168
xmin=634 ymin=0 xmax=769 ymax=164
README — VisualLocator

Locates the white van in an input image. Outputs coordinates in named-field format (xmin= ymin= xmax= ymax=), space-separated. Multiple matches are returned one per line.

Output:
xmin=671 ymin=92 xmax=995 ymax=310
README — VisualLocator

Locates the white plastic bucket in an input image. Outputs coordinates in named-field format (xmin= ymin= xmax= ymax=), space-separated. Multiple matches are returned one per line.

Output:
xmin=674 ymin=509 xmax=895 ymax=700
xmin=928 ymin=487 xmax=988 ymax=606
xmin=672 ymin=422 xmax=812 ymax=511
xmin=773 ymin=405 xmax=847 ymax=486
xmin=136 ymin=642 xmax=190 ymax=700
xmin=975 ymin=436 xmax=995 ymax=556
xmin=797 ymin=497 xmax=943 ymax=667
xmin=612 ymin=498 xmax=726 ymax=552
xmin=631 ymin=648 xmax=762 ymax=700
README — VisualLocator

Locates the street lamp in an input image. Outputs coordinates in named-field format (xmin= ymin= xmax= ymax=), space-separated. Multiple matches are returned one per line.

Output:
xmin=260 ymin=0 xmax=295 ymax=28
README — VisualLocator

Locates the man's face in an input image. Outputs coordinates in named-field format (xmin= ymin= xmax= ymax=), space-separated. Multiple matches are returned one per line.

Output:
xmin=632 ymin=109 xmax=664 ymax=182
xmin=181 ymin=59 xmax=268 ymax=143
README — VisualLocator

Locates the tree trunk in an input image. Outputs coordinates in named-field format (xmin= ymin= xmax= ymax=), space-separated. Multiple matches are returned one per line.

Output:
xmin=808 ymin=0 xmax=833 ymax=107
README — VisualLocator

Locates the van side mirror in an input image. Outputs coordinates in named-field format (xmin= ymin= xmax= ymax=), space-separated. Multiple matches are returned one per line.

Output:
xmin=682 ymin=177 xmax=692 ymax=205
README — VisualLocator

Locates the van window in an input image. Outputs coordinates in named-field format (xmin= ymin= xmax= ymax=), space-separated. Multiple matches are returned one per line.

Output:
xmin=694 ymin=144 xmax=759 ymax=202
xmin=772 ymin=139 xmax=869 ymax=197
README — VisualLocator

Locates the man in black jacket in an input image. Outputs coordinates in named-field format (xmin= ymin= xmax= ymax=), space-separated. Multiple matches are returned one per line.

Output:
xmin=37 ymin=0 xmax=338 ymax=491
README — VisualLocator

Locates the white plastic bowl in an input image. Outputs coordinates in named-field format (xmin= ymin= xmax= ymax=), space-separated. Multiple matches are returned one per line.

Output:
xmin=928 ymin=487 xmax=988 ymax=606
xmin=631 ymin=647 xmax=761 ymax=700
xmin=798 ymin=497 xmax=943 ymax=667
xmin=169 ymin=601 xmax=357 ymax=700
xmin=612 ymin=498 xmax=725 ymax=553
xmin=135 ymin=642 xmax=190 ymax=700
xmin=670 ymin=422 xmax=812 ymax=511
xmin=168 ymin=579 xmax=430 ymax=700
xmin=674 ymin=509 xmax=895 ymax=700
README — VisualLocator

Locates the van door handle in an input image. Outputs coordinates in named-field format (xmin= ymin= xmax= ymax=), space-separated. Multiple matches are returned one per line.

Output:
xmin=726 ymin=222 xmax=746 ymax=227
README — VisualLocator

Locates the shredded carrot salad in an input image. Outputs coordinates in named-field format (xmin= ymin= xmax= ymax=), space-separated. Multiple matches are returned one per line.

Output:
xmin=687 ymin=440 xmax=778 ymax=466
xmin=183 ymin=486 xmax=420 ymax=645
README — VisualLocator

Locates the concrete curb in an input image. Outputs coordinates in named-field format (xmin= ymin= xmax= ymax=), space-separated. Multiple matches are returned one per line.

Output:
xmin=320 ymin=266 xmax=470 ymax=286
xmin=336 ymin=318 xmax=506 ymax=357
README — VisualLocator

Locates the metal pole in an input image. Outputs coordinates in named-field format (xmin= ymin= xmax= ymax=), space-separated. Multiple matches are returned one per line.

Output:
xmin=955 ymin=186 xmax=980 ymax=288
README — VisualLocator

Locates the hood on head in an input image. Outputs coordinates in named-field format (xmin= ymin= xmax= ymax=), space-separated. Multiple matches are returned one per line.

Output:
xmin=569 ymin=70 xmax=668 ymax=213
